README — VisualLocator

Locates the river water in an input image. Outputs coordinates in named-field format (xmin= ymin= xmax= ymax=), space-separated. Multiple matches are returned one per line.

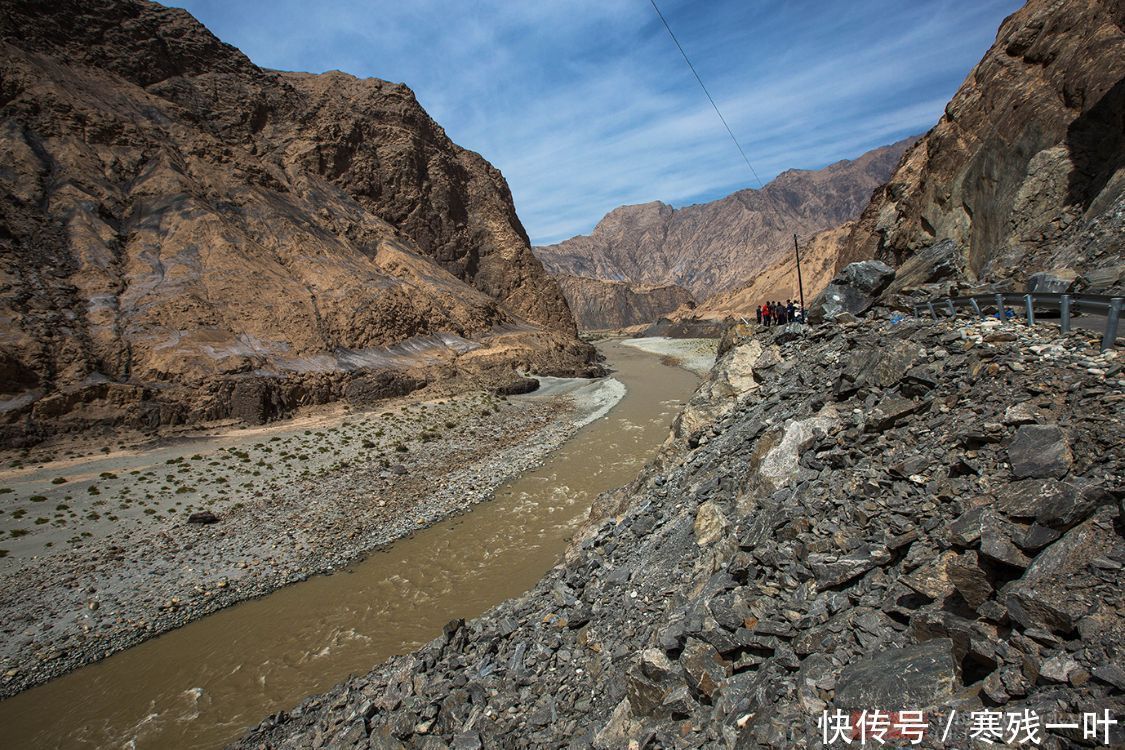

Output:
xmin=0 ymin=340 xmax=704 ymax=749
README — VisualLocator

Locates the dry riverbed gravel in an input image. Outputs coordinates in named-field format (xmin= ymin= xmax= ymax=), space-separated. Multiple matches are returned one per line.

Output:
xmin=0 ymin=386 xmax=607 ymax=697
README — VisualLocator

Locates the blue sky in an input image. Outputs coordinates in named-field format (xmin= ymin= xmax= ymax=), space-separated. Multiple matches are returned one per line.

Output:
xmin=172 ymin=0 xmax=1022 ymax=245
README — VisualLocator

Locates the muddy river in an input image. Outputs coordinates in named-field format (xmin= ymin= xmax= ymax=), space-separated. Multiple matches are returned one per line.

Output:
xmin=0 ymin=340 xmax=705 ymax=749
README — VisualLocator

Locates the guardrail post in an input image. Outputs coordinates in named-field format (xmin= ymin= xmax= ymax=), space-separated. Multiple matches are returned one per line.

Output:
xmin=1102 ymin=297 xmax=1122 ymax=351
xmin=994 ymin=294 xmax=1005 ymax=320
xmin=1060 ymin=295 xmax=1071 ymax=334
xmin=970 ymin=297 xmax=983 ymax=318
xmin=945 ymin=299 xmax=956 ymax=317
xmin=927 ymin=302 xmax=937 ymax=320
xmin=1024 ymin=294 xmax=1035 ymax=326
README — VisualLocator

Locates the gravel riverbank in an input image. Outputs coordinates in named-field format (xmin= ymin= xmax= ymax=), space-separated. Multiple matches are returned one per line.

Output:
xmin=0 ymin=378 xmax=623 ymax=698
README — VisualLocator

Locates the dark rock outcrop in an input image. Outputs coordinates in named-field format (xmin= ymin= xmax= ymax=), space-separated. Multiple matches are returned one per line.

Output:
xmin=807 ymin=260 xmax=895 ymax=323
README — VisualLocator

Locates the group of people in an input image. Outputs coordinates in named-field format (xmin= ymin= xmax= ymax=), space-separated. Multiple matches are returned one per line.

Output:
xmin=756 ymin=299 xmax=802 ymax=326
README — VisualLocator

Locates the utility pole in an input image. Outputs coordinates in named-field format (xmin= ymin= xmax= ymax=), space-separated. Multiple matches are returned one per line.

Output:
xmin=793 ymin=233 xmax=806 ymax=316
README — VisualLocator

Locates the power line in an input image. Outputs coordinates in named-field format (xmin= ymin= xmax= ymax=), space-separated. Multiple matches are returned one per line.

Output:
xmin=648 ymin=0 xmax=764 ymax=189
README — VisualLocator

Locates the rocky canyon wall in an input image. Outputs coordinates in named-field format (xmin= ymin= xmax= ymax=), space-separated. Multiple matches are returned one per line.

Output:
xmin=840 ymin=0 xmax=1125 ymax=291
xmin=0 ymin=0 xmax=592 ymax=442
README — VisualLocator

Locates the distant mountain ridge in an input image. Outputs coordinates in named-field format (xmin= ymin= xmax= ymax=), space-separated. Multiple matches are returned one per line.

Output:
xmin=534 ymin=137 xmax=917 ymax=307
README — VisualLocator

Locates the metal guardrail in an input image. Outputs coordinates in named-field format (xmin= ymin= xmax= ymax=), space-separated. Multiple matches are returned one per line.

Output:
xmin=911 ymin=293 xmax=1122 ymax=351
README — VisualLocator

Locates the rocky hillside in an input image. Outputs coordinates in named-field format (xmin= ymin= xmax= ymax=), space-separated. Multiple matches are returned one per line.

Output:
xmin=0 ymin=0 xmax=592 ymax=443
xmin=689 ymin=223 xmax=850 ymax=321
xmin=840 ymin=0 xmax=1124 ymax=290
xmin=534 ymin=138 xmax=915 ymax=302
xmin=235 ymin=304 xmax=1124 ymax=749
xmin=553 ymin=276 xmax=694 ymax=331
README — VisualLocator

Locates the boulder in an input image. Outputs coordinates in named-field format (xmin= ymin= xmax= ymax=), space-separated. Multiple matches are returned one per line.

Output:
xmin=808 ymin=544 xmax=891 ymax=588
xmin=841 ymin=339 xmax=923 ymax=389
xmin=834 ymin=639 xmax=960 ymax=711
xmin=1007 ymin=425 xmax=1072 ymax=478
xmin=881 ymin=239 xmax=966 ymax=296
xmin=1005 ymin=515 xmax=1119 ymax=635
xmin=187 ymin=511 xmax=219 ymax=524
xmin=1025 ymin=269 xmax=1080 ymax=294
xmin=693 ymin=501 xmax=728 ymax=547
xmin=946 ymin=550 xmax=994 ymax=608
xmin=866 ymin=395 xmax=927 ymax=432
xmin=680 ymin=638 xmax=730 ymax=700
xmin=996 ymin=478 xmax=1110 ymax=529
xmin=979 ymin=511 xmax=1031 ymax=568
xmin=808 ymin=261 xmax=895 ymax=323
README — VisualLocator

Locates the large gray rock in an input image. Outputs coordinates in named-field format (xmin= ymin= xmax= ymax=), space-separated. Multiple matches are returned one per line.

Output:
xmin=1026 ymin=269 xmax=1080 ymax=294
xmin=997 ymin=478 xmax=1111 ymax=529
xmin=882 ymin=239 xmax=965 ymax=296
xmin=808 ymin=261 xmax=895 ymax=323
xmin=834 ymin=639 xmax=960 ymax=710
xmin=680 ymin=638 xmax=730 ymax=700
xmin=1008 ymin=425 xmax=1072 ymax=478
xmin=1005 ymin=514 xmax=1120 ymax=635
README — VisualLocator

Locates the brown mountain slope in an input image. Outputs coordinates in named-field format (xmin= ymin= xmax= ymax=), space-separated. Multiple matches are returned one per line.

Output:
xmin=689 ymin=223 xmax=851 ymax=320
xmin=0 ymin=0 xmax=593 ymax=442
xmin=533 ymin=138 xmax=915 ymax=302
xmin=840 ymin=0 xmax=1125 ymax=289
xmin=552 ymin=276 xmax=694 ymax=331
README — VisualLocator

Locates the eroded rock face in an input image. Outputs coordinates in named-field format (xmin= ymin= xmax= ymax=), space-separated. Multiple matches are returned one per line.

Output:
xmin=840 ymin=0 xmax=1125 ymax=290
xmin=534 ymin=139 xmax=916 ymax=301
xmin=0 ymin=0 xmax=590 ymax=441
xmin=551 ymin=275 xmax=694 ymax=331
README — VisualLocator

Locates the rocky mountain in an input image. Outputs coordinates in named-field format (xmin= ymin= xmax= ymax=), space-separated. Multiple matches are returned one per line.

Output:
xmin=0 ymin=0 xmax=595 ymax=443
xmin=552 ymin=276 xmax=694 ymax=331
xmin=688 ymin=223 xmax=851 ymax=321
xmin=220 ymin=3 xmax=1125 ymax=747
xmin=839 ymin=0 xmax=1125 ymax=290
xmin=236 ymin=308 xmax=1125 ymax=750
xmin=533 ymin=138 xmax=916 ymax=304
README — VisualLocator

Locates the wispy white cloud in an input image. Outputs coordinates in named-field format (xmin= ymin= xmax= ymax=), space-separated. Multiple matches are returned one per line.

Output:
xmin=174 ymin=0 xmax=1022 ymax=245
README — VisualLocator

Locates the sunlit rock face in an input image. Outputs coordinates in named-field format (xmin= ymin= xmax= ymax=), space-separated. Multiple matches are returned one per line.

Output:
xmin=839 ymin=0 xmax=1125 ymax=291
xmin=0 ymin=0 xmax=594 ymax=439
xmin=534 ymin=138 xmax=916 ymax=302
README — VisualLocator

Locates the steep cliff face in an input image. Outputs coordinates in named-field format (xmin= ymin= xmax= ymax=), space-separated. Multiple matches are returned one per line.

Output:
xmin=534 ymin=138 xmax=915 ymax=301
xmin=0 ymin=0 xmax=588 ymax=439
xmin=840 ymin=0 xmax=1125 ymax=287
xmin=552 ymin=275 xmax=694 ymax=331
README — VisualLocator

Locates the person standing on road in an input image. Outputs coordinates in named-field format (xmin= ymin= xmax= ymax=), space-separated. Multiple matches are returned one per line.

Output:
xmin=756 ymin=305 xmax=762 ymax=325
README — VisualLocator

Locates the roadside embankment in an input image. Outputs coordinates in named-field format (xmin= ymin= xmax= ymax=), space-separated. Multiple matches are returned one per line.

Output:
xmin=235 ymin=312 xmax=1123 ymax=749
